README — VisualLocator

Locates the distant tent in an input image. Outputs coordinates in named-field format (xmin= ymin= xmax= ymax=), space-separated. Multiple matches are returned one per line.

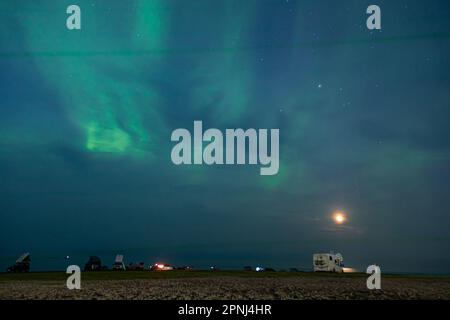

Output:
xmin=16 ymin=252 xmax=30 ymax=263
xmin=6 ymin=253 xmax=31 ymax=273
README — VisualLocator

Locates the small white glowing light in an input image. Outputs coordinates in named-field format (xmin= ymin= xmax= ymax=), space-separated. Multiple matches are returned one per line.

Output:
xmin=333 ymin=212 xmax=347 ymax=224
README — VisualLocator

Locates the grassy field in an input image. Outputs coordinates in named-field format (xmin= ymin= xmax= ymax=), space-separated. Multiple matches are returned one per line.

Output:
xmin=1 ymin=270 xmax=449 ymax=299
xmin=0 ymin=270 xmax=358 ymax=281
xmin=0 ymin=270 xmax=448 ymax=282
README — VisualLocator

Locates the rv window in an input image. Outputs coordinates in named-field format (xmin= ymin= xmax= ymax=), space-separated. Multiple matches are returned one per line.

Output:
xmin=330 ymin=256 xmax=332 ymax=261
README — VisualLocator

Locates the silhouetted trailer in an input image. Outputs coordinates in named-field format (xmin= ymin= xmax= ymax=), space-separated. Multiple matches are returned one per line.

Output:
xmin=7 ymin=253 xmax=30 ymax=273
xmin=127 ymin=262 xmax=145 ymax=271
xmin=84 ymin=256 xmax=104 ymax=271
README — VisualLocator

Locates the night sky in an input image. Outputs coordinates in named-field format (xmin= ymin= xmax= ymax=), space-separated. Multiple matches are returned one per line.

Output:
xmin=1 ymin=0 xmax=450 ymax=274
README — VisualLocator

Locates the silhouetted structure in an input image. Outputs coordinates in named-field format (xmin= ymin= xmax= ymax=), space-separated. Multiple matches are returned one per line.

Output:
xmin=84 ymin=256 xmax=106 ymax=271
xmin=7 ymin=253 xmax=30 ymax=273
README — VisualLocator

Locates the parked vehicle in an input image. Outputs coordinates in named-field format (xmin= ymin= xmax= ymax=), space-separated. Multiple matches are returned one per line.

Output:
xmin=7 ymin=253 xmax=30 ymax=273
xmin=112 ymin=254 xmax=126 ymax=271
xmin=313 ymin=252 xmax=344 ymax=272
xmin=127 ymin=262 xmax=146 ymax=271
xmin=84 ymin=256 xmax=104 ymax=271
xmin=176 ymin=266 xmax=193 ymax=271
xmin=150 ymin=263 xmax=174 ymax=271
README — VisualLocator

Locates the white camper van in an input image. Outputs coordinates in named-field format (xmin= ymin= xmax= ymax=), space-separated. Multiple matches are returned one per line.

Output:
xmin=313 ymin=252 xmax=344 ymax=272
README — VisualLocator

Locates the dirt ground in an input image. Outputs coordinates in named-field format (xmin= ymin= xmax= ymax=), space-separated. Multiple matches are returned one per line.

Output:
xmin=1 ymin=274 xmax=449 ymax=300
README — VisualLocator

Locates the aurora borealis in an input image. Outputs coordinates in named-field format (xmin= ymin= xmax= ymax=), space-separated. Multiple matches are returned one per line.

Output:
xmin=1 ymin=0 xmax=450 ymax=273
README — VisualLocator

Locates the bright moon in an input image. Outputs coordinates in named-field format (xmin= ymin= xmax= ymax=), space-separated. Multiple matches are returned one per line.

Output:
xmin=333 ymin=212 xmax=347 ymax=224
